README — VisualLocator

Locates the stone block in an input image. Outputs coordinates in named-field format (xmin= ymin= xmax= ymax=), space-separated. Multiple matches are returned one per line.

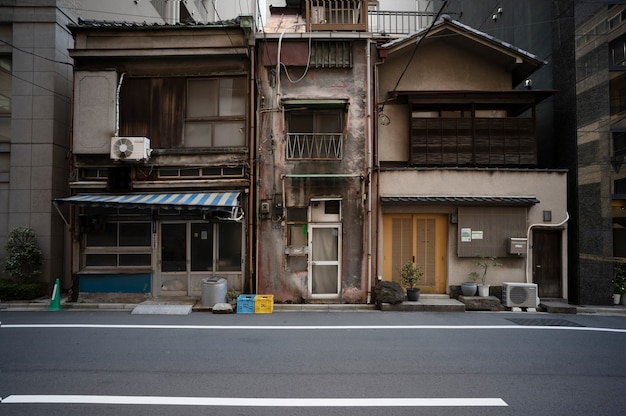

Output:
xmin=459 ymin=295 xmax=505 ymax=311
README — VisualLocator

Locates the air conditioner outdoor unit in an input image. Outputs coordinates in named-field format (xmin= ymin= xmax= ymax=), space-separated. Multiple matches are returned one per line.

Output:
xmin=502 ymin=282 xmax=539 ymax=308
xmin=110 ymin=137 xmax=151 ymax=161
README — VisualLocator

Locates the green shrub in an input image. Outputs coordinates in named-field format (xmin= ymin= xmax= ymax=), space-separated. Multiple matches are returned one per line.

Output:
xmin=4 ymin=227 xmax=43 ymax=283
xmin=0 ymin=279 xmax=45 ymax=301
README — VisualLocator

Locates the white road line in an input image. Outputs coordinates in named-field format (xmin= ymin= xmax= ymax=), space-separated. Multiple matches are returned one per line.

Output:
xmin=0 ymin=395 xmax=508 ymax=407
xmin=1 ymin=323 xmax=626 ymax=333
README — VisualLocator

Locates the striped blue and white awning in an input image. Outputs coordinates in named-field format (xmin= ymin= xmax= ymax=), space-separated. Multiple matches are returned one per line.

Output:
xmin=54 ymin=192 xmax=242 ymax=219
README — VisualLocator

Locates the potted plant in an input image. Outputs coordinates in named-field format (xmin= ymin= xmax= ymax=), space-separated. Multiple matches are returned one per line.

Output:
xmin=613 ymin=263 xmax=626 ymax=305
xmin=468 ymin=255 xmax=502 ymax=297
xmin=400 ymin=261 xmax=423 ymax=301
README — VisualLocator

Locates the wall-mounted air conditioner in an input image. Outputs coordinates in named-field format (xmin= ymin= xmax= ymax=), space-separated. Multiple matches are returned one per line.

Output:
xmin=502 ymin=282 xmax=539 ymax=308
xmin=110 ymin=137 xmax=151 ymax=161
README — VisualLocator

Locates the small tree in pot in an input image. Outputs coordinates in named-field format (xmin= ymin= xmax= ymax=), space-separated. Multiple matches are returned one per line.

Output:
xmin=400 ymin=261 xmax=423 ymax=301
xmin=469 ymin=255 xmax=501 ymax=296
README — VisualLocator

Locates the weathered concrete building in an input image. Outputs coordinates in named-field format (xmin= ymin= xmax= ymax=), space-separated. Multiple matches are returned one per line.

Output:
xmin=255 ymin=1 xmax=372 ymax=303
xmin=58 ymin=18 xmax=255 ymax=298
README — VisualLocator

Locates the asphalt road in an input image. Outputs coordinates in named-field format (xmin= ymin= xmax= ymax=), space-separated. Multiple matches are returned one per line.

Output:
xmin=1 ymin=310 xmax=625 ymax=415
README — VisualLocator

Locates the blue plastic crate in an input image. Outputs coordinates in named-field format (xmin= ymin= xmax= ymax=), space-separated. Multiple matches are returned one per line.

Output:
xmin=236 ymin=294 xmax=256 ymax=314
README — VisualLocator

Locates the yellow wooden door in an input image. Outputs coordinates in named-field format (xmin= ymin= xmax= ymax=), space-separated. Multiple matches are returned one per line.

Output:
xmin=383 ymin=214 xmax=447 ymax=294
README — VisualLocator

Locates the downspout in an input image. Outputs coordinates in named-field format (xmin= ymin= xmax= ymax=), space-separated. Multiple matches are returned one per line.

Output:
xmin=366 ymin=39 xmax=373 ymax=304
xmin=373 ymin=48 xmax=385 ymax=290
xmin=525 ymin=212 xmax=569 ymax=284
xmin=114 ymin=72 xmax=125 ymax=137
xmin=249 ymin=44 xmax=256 ymax=293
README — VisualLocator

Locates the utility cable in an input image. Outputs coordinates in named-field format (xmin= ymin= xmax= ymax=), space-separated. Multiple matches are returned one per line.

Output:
xmin=388 ymin=0 xmax=448 ymax=99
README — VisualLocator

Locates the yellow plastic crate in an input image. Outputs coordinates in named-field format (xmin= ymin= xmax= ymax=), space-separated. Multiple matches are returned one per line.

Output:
xmin=254 ymin=294 xmax=274 ymax=314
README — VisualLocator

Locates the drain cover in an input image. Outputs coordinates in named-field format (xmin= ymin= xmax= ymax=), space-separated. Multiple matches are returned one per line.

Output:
xmin=506 ymin=318 xmax=583 ymax=327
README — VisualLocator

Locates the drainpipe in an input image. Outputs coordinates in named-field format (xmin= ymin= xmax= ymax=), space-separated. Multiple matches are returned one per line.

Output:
xmin=114 ymin=72 xmax=125 ymax=137
xmin=249 ymin=44 xmax=256 ymax=294
xmin=366 ymin=39 xmax=373 ymax=304
xmin=525 ymin=212 xmax=569 ymax=284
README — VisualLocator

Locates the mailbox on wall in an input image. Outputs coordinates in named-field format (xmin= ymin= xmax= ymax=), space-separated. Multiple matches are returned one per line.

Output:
xmin=507 ymin=237 xmax=528 ymax=255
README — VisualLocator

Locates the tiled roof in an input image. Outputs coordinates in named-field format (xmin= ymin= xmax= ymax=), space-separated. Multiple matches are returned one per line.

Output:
xmin=71 ymin=17 xmax=241 ymax=29
xmin=380 ymin=14 xmax=545 ymax=64
xmin=380 ymin=195 xmax=539 ymax=206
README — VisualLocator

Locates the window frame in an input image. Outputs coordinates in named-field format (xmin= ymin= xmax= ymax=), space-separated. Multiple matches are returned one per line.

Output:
xmin=284 ymin=102 xmax=347 ymax=160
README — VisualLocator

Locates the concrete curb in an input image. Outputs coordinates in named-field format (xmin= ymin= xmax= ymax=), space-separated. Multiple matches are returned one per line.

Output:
xmin=2 ymin=298 xmax=626 ymax=315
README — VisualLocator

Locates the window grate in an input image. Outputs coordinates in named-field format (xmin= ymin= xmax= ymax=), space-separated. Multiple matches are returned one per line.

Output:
xmin=287 ymin=133 xmax=343 ymax=160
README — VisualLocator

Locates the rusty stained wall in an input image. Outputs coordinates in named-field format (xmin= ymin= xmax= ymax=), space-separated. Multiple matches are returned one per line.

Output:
xmin=256 ymin=38 xmax=370 ymax=303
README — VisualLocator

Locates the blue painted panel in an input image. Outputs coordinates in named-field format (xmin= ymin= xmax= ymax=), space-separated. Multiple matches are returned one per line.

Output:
xmin=80 ymin=274 xmax=151 ymax=293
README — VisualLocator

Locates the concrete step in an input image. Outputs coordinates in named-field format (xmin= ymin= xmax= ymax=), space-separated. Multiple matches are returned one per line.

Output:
xmin=380 ymin=297 xmax=466 ymax=312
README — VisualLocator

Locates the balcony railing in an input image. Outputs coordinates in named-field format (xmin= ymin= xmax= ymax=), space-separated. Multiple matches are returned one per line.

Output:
xmin=410 ymin=118 xmax=536 ymax=167
xmin=287 ymin=133 xmax=343 ymax=160
xmin=305 ymin=2 xmax=456 ymax=35
xmin=368 ymin=11 xmax=438 ymax=36
xmin=306 ymin=0 xmax=367 ymax=32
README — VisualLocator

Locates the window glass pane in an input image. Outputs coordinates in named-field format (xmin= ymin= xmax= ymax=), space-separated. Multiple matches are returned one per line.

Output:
xmin=614 ymin=132 xmax=626 ymax=157
xmin=85 ymin=254 xmax=117 ymax=267
xmin=219 ymin=77 xmax=245 ymax=116
xmin=187 ymin=79 xmax=217 ymax=118
xmin=161 ymin=223 xmax=187 ymax=272
xmin=0 ymin=118 xmax=10 ymax=143
xmin=0 ymin=56 xmax=10 ymax=114
xmin=86 ymin=223 xmax=117 ymax=247
xmin=288 ymin=224 xmax=307 ymax=246
xmin=317 ymin=112 xmax=341 ymax=132
xmin=119 ymin=223 xmax=151 ymax=246
xmin=0 ymin=153 xmax=8 ymax=179
xmin=184 ymin=121 xmax=212 ymax=147
xmin=290 ymin=113 xmax=314 ymax=132
xmin=180 ymin=168 xmax=200 ymax=177
xmin=191 ymin=223 xmax=213 ymax=271
xmin=217 ymin=222 xmax=242 ymax=271
xmin=119 ymin=254 xmax=151 ymax=266
xmin=312 ymin=228 xmax=338 ymax=261
xmin=214 ymin=122 xmax=245 ymax=146
xmin=312 ymin=264 xmax=339 ymax=294
xmin=159 ymin=168 xmax=179 ymax=177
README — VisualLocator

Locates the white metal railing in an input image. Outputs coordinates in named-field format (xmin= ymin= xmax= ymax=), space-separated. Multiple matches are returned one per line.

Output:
xmin=368 ymin=10 xmax=438 ymax=36
xmin=307 ymin=0 xmax=367 ymax=31
xmin=287 ymin=133 xmax=343 ymax=160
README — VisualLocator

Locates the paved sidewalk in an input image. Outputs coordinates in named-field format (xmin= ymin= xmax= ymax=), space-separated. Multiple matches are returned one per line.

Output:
xmin=2 ymin=295 xmax=626 ymax=316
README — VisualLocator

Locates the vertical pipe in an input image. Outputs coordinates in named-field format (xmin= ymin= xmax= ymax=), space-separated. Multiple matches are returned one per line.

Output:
xmin=249 ymin=43 xmax=256 ymax=293
xmin=366 ymin=39 xmax=373 ymax=303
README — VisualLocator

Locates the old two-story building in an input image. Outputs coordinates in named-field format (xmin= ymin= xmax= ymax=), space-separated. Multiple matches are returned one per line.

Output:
xmin=373 ymin=15 xmax=569 ymax=300
xmin=55 ymin=18 xmax=256 ymax=299
xmin=255 ymin=1 xmax=373 ymax=303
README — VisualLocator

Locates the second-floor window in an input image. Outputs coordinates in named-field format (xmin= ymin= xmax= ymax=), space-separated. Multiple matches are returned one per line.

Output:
xmin=409 ymin=105 xmax=536 ymax=167
xmin=286 ymin=106 xmax=345 ymax=160
xmin=120 ymin=76 xmax=246 ymax=149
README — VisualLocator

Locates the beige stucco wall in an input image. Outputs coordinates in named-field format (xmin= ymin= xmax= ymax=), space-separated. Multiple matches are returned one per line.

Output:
xmin=377 ymin=40 xmax=512 ymax=95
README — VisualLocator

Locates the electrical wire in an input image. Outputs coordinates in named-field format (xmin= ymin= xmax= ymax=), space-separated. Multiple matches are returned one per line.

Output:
xmin=388 ymin=0 xmax=449 ymax=100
